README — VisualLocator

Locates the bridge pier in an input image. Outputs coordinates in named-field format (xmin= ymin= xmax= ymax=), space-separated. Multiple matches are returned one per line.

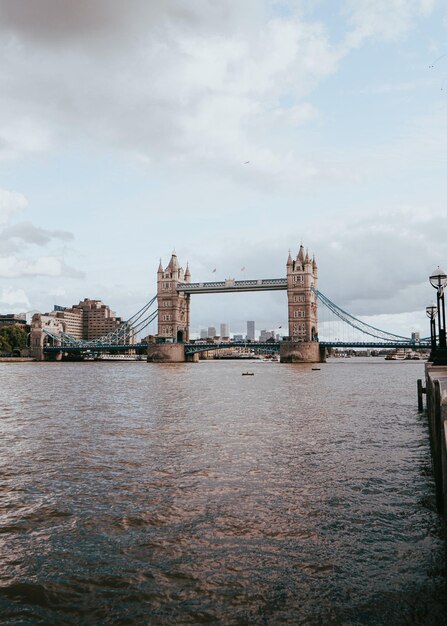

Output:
xmin=147 ymin=343 xmax=186 ymax=363
xmin=280 ymin=341 xmax=325 ymax=363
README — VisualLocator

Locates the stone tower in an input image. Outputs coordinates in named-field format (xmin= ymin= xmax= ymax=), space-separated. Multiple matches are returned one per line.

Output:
xmin=286 ymin=245 xmax=318 ymax=342
xmin=157 ymin=253 xmax=190 ymax=342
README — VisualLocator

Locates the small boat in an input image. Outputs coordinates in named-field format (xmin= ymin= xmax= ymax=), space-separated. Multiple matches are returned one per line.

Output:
xmin=312 ymin=368 xmax=320 ymax=371
xmin=242 ymin=372 xmax=254 ymax=376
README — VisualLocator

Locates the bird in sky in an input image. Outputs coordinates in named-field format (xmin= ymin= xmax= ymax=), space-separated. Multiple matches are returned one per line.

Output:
xmin=244 ymin=161 xmax=250 ymax=164
xmin=429 ymin=52 xmax=447 ymax=68
xmin=241 ymin=266 xmax=245 ymax=271
xmin=212 ymin=268 xmax=216 ymax=273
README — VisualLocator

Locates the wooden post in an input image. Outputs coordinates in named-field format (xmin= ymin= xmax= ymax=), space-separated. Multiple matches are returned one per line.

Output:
xmin=417 ymin=379 xmax=424 ymax=411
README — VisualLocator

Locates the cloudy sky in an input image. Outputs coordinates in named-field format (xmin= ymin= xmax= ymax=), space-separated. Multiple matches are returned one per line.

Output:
xmin=0 ymin=0 xmax=446 ymax=338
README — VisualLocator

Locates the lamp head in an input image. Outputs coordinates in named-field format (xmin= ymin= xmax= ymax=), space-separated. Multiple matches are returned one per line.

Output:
xmin=426 ymin=304 xmax=437 ymax=319
xmin=429 ymin=267 xmax=447 ymax=291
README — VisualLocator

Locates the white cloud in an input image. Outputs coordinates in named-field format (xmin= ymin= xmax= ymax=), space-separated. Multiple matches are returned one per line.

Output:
xmin=48 ymin=288 xmax=66 ymax=297
xmin=0 ymin=117 xmax=52 ymax=160
xmin=0 ymin=188 xmax=27 ymax=225
xmin=0 ymin=187 xmax=81 ymax=281
xmin=0 ymin=255 xmax=83 ymax=279
xmin=273 ymin=102 xmax=319 ymax=125
xmin=0 ymin=287 xmax=30 ymax=308
xmin=344 ymin=0 xmax=436 ymax=47
xmin=0 ymin=4 xmax=342 ymax=184
xmin=0 ymin=221 xmax=74 ymax=251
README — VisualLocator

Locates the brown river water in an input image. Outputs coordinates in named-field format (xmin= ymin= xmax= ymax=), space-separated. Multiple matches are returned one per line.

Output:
xmin=0 ymin=358 xmax=445 ymax=625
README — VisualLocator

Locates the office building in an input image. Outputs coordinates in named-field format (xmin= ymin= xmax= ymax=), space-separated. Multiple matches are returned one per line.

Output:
xmin=246 ymin=320 xmax=255 ymax=341
xmin=220 ymin=323 xmax=229 ymax=338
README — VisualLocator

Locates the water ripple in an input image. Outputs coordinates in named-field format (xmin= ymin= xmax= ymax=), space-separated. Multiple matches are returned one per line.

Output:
xmin=0 ymin=359 xmax=445 ymax=625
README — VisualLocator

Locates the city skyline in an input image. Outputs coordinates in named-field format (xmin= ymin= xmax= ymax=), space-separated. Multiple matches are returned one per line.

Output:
xmin=0 ymin=1 xmax=446 ymax=337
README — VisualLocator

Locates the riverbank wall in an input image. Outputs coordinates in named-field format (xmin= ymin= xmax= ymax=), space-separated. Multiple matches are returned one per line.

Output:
xmin=425 ymin=363 xmax=447 ymax=530
xmin=0 ymin=357 xmax=36 ymax=362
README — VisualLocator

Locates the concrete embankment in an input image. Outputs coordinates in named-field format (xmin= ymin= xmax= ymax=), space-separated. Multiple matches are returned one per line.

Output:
xmin=0 ymin=357 xmax=36 ymax=362
xmin=425 ymin=364 xmax=447 ymax=529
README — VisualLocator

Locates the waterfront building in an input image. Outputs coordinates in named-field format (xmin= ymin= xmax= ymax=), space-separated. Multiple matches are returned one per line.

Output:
xmin=71 ymin=299 xmax=126 ymax=340
xmin=53 ymin=306 xmax=83 ymax=338
xmin=233 ymin=334 xmax=244 ymax=341
xmin=246 ymin=320 xmax=255 ymax=341
xmin=30 ymin=298 xmax=134 ymax=359
xmin=208 ymin=326 xmax=217 ymax=339
xmin=200 ymin=329 xmax=208 ymax=339
xmin=0 ymin=313 xmax=27 ymax=327
xmin=51 ymin=300 xmax=134 ymax=342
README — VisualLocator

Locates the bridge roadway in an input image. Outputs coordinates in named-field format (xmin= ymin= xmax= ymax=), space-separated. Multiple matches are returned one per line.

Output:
xmin=176 ymin=278 xmax=287 ymax=294
xmin=43 ymin=339 xmax=430 ymax=355
xmin=185 ymin=340 xmax=429 ymax=354
xmin=44 ymin=343 xmax=148 ymax=354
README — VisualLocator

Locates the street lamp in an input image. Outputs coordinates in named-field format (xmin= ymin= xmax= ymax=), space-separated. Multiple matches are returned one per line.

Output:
xmin=426 ymin=304 xmax=437 ymax=360
xmin=429 ymin=267 xmax=447 ymax=364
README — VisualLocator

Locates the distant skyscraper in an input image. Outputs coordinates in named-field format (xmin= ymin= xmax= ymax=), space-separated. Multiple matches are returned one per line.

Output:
xmin=208 ymin=326 xmax=217 ymax=338
xmin=247 ymin=320 xmax=255 ymax=341
xmin=200 ymin=329 xmax=208 ymax=339
xmin=220 ymin=323 xmax=229 ymax=338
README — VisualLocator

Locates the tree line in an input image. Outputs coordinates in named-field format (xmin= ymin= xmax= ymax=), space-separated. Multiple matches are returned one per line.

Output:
xmin=0 ymin=325 xmax=27 ymax=354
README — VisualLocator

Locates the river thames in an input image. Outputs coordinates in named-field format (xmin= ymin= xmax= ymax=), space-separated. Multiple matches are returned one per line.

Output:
xmin=0 ymin=358 xmax=445 ymax=625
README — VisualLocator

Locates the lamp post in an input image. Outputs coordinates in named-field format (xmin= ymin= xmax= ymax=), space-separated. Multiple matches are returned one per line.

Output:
xmin=426 ymin=304 xmax=437 ymax=361
xmin=429 ymin=267 xmax=447 ymax=365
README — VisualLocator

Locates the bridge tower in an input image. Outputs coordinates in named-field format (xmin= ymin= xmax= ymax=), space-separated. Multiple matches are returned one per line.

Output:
xmin=286 ymin=245 xmax=318 ymax=341
xmin=156 ymin=252 xmax=190 ymax=343
xmin=280 ymin=245 xmax=322 ymax=363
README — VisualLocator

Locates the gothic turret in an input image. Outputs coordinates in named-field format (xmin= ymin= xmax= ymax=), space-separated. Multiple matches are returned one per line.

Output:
xmin=184 ymin=263 xmax=191 ymax=283
xmin=167 ymin=252 xmax=179 ymax=271
xmin=297 ymin=244 xmax=305 ymax=267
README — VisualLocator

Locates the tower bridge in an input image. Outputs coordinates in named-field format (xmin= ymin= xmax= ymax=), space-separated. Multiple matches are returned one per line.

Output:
xmin=151 ymin=245 xmax=321 ymax=362
xmin=36 ymin=243 xmax=430 ymax=361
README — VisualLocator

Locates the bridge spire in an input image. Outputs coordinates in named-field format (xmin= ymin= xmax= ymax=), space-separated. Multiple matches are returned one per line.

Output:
xmin=287 ymin=250 xmax=293 ymax=266
xmin=167 ymin=251 xmax=179 ymax=271
xmin=297 ymin=244 xmax=305 ymax=265
xmin=157 ymin=258 xmax=163 ymax=274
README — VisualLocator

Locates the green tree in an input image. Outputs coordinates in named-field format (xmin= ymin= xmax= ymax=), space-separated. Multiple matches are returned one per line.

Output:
xmin=0 ymin=325 xmax=27 ymax=353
